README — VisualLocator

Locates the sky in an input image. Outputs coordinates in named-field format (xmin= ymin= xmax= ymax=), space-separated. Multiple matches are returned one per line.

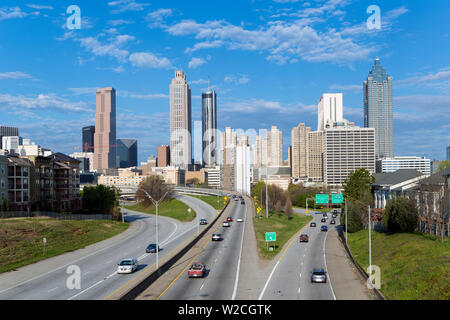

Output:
xmin=0 ymin=0 xmax=449 ymax=164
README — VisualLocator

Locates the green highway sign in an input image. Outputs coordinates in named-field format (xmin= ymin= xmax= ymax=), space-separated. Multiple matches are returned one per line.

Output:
xmin=315 ymin=194 xmax=329 ymax=204
xmin=332 ymin=194 xmax=344 ymax=204
xmin=265 ymin=232 xmax=276 ymax=242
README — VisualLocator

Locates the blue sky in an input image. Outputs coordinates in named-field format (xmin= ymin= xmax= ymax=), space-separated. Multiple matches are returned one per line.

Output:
xmin=0 ymin=0 xmax=449 ymax=164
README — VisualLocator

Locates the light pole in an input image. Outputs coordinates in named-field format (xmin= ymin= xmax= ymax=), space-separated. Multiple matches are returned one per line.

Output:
xmin=138 ymin=188 xmax=170 ymax=271
xmin=368 ymin=205 xmax=372 ymax=279
xmin=345 ymin=198 xmax=348 ymax=244
xmin=265 ymin=165 xmax=269 ymax=218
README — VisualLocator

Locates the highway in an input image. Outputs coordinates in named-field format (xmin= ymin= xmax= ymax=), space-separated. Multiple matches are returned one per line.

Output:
xmin=158 ymin=198 xmax=247 ymax=300
xmin=0 ymin=195 xmax=216 ymax=300
xmin=259 ymin=209 xmax=340 ymax=300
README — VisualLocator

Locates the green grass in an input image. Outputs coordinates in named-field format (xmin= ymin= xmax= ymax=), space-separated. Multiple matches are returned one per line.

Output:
xmin=190 ymin=195 xmax=227 ymax=211
xmin=0 ymin=218 xmax=128 ymax=274
xmin=347 ymin=230 xmax=450 ymax=300
xmin=124 ymin=198 xmax=196 ymax=222
xmin=253 ymin=209 xmax=313 ymax=259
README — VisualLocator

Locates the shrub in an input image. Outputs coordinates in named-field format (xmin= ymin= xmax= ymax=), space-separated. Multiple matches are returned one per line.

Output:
xmin=383 ymin=197 xmax=418 ymax=233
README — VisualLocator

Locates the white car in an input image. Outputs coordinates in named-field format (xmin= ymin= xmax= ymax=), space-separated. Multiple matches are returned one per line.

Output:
xmin=223 ymin=221 xmax=230 ymax=227
xmin=117 ymin=258 xmax=138 ymax=274
xmin=237 ymin=218 xmax=244 ymax=222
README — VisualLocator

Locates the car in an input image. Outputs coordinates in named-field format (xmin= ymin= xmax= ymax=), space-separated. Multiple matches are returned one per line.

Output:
xmin=223 ymin=221 xmax=230 ymax=227
xmin=212 ymin=234 xmax=222 ymax=241
xmin=237 ymin=218 xmax=244 ymax=222
xmin=199 ymin=218 xmax=208 ymax=225
xmin=188 ymin=263 xmax=206 ymax=278
xmin=227 ymin=217 xmax=233 ymax=222
xmin=310 ymin=222 xmax=316 ymax=227
xmin=234 ymin=198 xmax=239 ymax=201
xmin=299 ymin=234 xmax=309 ymax=242
xmin=333 ymin=210 xmax=338 ymax=214
xmin=117 ymin=258 xmax=138 ymax=274
xmin=311 ymin=269 xmax=327 ymax=283
xmin=241 ymin=201 xmax=245 ymax=205
xmin=332 ymin=214 xmax=337 ymax=219
xmin=330 ymin=219 xmax=336 ymax=225
xmin=145 ymin=243 xmax=160 ymax=253
xmin=323 ymin=213 xmax=327 ymax=217
xmin=321 ymin=225 xmax=328 ymax=232
xmin=321 ymin=218 xmax=326 ymax=223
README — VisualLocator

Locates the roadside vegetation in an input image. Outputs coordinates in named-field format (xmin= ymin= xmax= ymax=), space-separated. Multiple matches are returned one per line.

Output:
xmin=190 ymin=195 xmax=227 ymax=211
xmin=347 ymin=230 xmax=449 ymax=300
xmin=0 ymin=218 xmax=128 ymax=274
xmin=124 ymin=199 xmax=196 ymax=222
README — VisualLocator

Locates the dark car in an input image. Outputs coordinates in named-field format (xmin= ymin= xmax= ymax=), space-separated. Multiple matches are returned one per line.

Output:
xmin=199 ymin=218 xmax=208 ymax=225
xmin=323 ymin=213 xmax=328 ymax=217
xmin=311 ymin=269 xmax=327 ymax=283
xmin=321 ymin=225 xmax=328 ymax=232
xmin=333 ymin=210 xmax=338 ymax=214
xmin=321 ymin=218 xmax=326 ymax=223
xmin=241 ymin=201 xmax=245 ymax=205
xmin=145 ymin=243 xmax=160 ymax=253
xmin=299 ymin=234 xmax=309 ymax=242
xmin=310 ymin=222 xmax=316 ymax=227
xmin=330 ymin=219 xmax=336 ymax=225
xmin=332 ymin=214 xmax=337 ymax=218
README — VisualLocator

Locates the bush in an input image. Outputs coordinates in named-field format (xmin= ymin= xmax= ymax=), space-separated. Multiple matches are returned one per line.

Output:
xmin=342 ymin=200 xmax=365 ymax=233
xmin=383 ymin=197 xmax=418 ymax=233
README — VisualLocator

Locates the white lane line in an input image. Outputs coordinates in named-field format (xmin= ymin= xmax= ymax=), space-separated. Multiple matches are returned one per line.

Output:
xmin=298 ymin=288 xmax=301 ymax=294
xmin=258 ymin=261 xmax=280 ymax=301
xmin=48 ymin=287 xmax=58 ymax=292
xmin=323 ymin=228 xmax=336 ymax=301
xmin=231 ymin=200 xmax=247 ymax=300
xmin=299 ymin=273 xmax=302 ymax=278
xmin=200 ymin=283 xmax=205 ymax=291
xmin=68 ymin=271 xmax=116 ymax=300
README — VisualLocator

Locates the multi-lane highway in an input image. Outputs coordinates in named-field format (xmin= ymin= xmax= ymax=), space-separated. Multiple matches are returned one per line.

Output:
xmin=259 ymin=209 xmax=340 ymax=300
xmin=158 ymin=198 xmax=247 ymax=300
xmin=0 ymin=195 xmax=216 ymax=300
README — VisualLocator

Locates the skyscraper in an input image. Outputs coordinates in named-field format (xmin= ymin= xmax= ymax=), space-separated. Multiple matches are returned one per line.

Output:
xmin=170 ymin=70 xmax=192 ymax=169
xmin=157 ymin=145 xmax=170 ymax=167
xmin=267 ymin=126 xmax=283 ymax=167
xmin=94 ymin=87 xmax=116 ymax=170
xmin=308 ymin=131 xmax=323 ymax=181
xmin=318 ymin=93 xmax=343 ymax=131
xmin=291 ymin=123 xmax=310 ymax=179
xmin=116 ymin=139 xmax=137 ymax=168
xmin=82 ymin=126 xmax=95 ymax=152
xmin=202 ymin=91 xmax=217 ymax=167
xmin=0 ymin=126 xmax=19 ymax=149
xmin=447 ymin=146 xmax=450 ymax=161
xmin=364 ymin=57 xmax=394 ymax=159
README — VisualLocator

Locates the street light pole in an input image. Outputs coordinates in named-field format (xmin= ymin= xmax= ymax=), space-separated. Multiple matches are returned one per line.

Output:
xmin=345 ymin=199 xmax=348 ymax=244
xmin=368 ymin=205 xmax=372 ymax=279
xmin=265 ymin=165 xmax=269 ymax=218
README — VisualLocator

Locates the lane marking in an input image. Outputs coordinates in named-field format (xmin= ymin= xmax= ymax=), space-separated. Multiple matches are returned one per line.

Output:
xmin=258 ymin=261 xmax=279 ymax=301
xmin=323 ymin=227 xmax=337 ymax=301
xmin=200 ymin=283 xmax=204 ymax=291
xmin=231 ymin=199 xmax=247 ymax=300
xmin=48 ymin=287 xmax=58 ymax=292
xmin=68 ymin=271 xmax=116 ymax=300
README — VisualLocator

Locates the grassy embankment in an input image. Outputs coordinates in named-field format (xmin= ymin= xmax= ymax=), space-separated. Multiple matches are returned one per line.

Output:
xmin=253 ymin=209 xmax=313 ymax=259
xmin=189 ymin=195 xmax=227 ymax=211
xmin=0 ymin=218 xmax=128 ymax=274
xmin=347 ymin=230 xmax=449 ymax=300
xmin=124 ymin=198 xmax=196 ymax=222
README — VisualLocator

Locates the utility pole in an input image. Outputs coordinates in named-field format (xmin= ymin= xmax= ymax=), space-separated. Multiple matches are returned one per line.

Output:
xmin=345 ymin=198 xmax=348 ymax=244
xmin=265 ymin=164 xmax=269 ymax=218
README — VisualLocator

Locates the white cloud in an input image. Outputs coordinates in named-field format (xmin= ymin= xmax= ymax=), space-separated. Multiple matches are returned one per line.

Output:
xmin=26 ymin=4 xmax=53 ymax=10
xmin=115 ymin=34 xmax=135 ymax=45
xmin=68 ymin=87 xmax=99 ymax=95
xmin=118 ymin=91 xmax=169 ymax=99
xmin=108 ymin=19 xmax=134 ymax=26
xmin=397 ymin=67 xmax=450 ymax=92
xmin=224 ymin=74 xmax=250 ymax=85
xmin=330 ymin=84 xmax=362 ymax=92
xmin=0 ymin=93 xmax=91 ymax=113
xmin=79 ymin=37 xmax=130 ymax=62
xmin=188 ymin=57 xmax=206 ymax=69
xmin=129 ymin=52 xmax=172 ymax=69
xmin=108 ymin=0 xmax=150 ymax=14
xmin=147 ymin=8 xmax=173 ymax=28
xmin=0 ymin=7 xmax=27 ymax=21
xmin=0 ymin=71 xmax=33 ymax=80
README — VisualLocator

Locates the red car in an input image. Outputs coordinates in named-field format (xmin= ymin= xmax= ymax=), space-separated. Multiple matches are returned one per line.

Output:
xmin=227 ymin=217 xmax=233 ymax=222
xmin=187 ymin=263 xmax=206 ymax=278
xmin=299 ymin=234 xmax=309 ymax=242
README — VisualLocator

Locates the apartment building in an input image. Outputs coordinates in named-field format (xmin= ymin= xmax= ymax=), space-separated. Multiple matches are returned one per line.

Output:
xmin=291 ymin=123 xmax=311 ymax=179
xmin=376 ymin=156 xmax=431 ymax=176
xmin=308 ymin=131 xmax=324 ymax=182
xmin=7 ymin=156 xmax=31 ymax=211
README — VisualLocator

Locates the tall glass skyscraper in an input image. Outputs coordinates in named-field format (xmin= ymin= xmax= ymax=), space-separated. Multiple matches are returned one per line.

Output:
xmin=116 ymin=139 xmax=137 ymax=168
xmin=202 ymin=91 xmax=217 ymax=167
xmin=82 ymin=126 xmax=95 ymax=152
xmin=364 ymin=57 xmax=394 ymax=159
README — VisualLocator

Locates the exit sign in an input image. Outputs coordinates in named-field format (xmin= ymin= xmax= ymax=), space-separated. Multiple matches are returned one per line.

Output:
xmin=315 ymin=194 xmax=329 ymax=204
xmin=332 ymin=194 xmax=344 ymax=204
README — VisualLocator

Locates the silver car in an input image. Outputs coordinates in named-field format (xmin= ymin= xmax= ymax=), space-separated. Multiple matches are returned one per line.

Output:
xmin=311 ymin=269 xmax=327 ymax=283
xmin=117 ymin=258 xmax=138 ymax=274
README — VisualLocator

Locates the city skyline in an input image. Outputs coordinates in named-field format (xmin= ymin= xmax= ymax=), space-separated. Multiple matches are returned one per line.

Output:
xmin=0 ymin=1 xmax=449 ymax=163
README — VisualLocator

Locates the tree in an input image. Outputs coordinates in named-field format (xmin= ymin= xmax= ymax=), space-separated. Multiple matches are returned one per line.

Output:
xmin=274 ymin=200 xmax=282 ymax=214
xmin=267 ymin=184 xmax=286 ymax=210
xmin=342 ymin=199 xmax=365 ymax=232
xmin=1 ymin=197 xmax=8 ymax=212
xmin=383 ymin=197 xmax=418 ymax=233
xmin=136 ymin=175 xmax=173 ymax=207
xmin=437 ymin=160 xmax=450 ymax=172
xmin=82 ymin=185 xmax=117 ymax=215
xmin=285 ymin=198 xmax=293 ymax=220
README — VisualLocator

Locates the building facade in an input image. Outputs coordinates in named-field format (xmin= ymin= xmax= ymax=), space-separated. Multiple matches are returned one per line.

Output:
xmin=206 ymin=166 xmax=221 ymax=189
xmin=364 ymin=57 xmax=394 ymax=159
xmin=94 ymin=87 xmax=117 ymax=169
xmin=323 ymin=121 xmax=376 ymax=185
xmin=7 ymin=156 xmax=31 ymax=211
xmin=308 ymin=131 xmax=323 ymax=182
xmin=82 ymin=126 xmax=95 ymax=152
xmin=317 ymin=93 xmax=343 ymax=131
xmin=376 ymin=156 xmax=431 ymax=176
xmin=291 ymin=123 xmax=310 ymax=179
xmin=0 ymin=154 xmax=7 ymax=203
xmin=2 ymin=136 xmax=21 ymax=153
xmin=236 ymin=145 xmax=251 ymax=195
xmin=116 ymin=139 xmax=138 ymax=168
xmin=202 ymin=91 xmax=217 ymax=167
xmin=0 ymin=126 xmax=19 ymax=149
xmin=157 ymin=145 xmax=170 ymax=167
xmin=170 ymin=71 xmax=192 ymax=169
xmin=267 ymin=126 xmax=282 ymax=167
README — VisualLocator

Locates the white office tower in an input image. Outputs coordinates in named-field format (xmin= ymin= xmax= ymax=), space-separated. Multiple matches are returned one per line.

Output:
xmin=2 ymin=136 xmax=21 ymax=153
xmin=236 ymin=145 xmax=251 ymax=195
xmin=170 ymin=70 xmax=192 ymax=169
xmin=318 ymin=93 xmax=344 ymax=131
xmin=377 ymin=157 xmax=431 ymax=176
xmin=267 ymin=126 xmax=283 ymax=167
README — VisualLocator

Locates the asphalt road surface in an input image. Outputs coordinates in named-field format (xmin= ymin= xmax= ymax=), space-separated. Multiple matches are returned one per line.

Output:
xmin=259 ymin=209 xmax=340 ymax=300
xmin=158 ymin=199 xmax=247 ymax=300
xmin=0 ymin=195 xmax=215 ymax=300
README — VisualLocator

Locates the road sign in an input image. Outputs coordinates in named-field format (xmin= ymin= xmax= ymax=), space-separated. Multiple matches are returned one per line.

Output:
xmin=315 ymin=194 xmax=329 ymax=204
xmin=306 ymin=210 xmax=309 ymax=214
xmin=257 ymin=207 xmax=261 ymax=213
xmin=224 ymin=197 xmax=228 ymax=200
xmin=265 ymin=232 xmax=276 ymax=242
xmin=331 ymin=194 xmax=344 ymax=204
xmin=43 ymin=237 xmax=47 ymax=244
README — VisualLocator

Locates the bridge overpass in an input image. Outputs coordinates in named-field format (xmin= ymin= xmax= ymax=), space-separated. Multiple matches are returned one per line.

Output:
xmin=117 ymin=185 xmax=237 ymax=199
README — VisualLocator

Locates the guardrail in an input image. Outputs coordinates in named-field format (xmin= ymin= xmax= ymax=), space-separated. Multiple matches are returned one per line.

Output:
xmin=0 ymin=211 xmax=112 ymax=220
xmin=118 ymin=198 xmax=231 ymax=300
xmin=336 ymin=225 xmax=386 ymax=300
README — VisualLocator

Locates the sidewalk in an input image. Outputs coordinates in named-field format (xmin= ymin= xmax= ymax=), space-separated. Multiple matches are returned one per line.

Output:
xmin=325 ymin=226 xmax=376 ymax=300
